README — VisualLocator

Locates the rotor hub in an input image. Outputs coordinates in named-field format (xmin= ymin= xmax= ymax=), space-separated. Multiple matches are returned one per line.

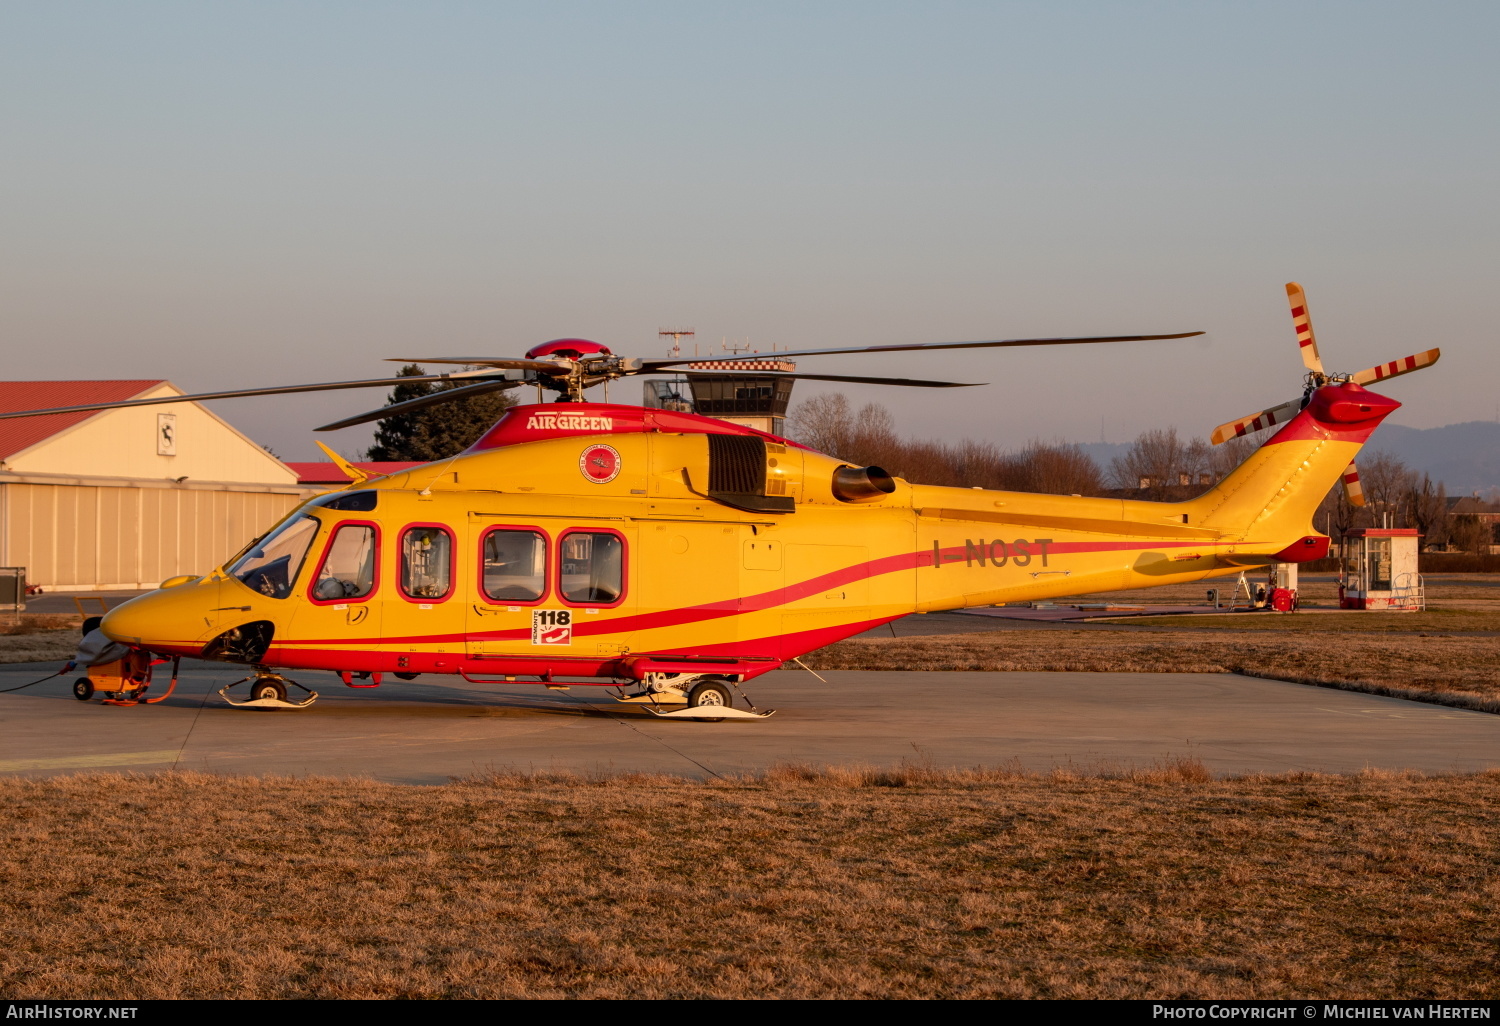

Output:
xmin=525 ymin=338 xmax=613 ymax=361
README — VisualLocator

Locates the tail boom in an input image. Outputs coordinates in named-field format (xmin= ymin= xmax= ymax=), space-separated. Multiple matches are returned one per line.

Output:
xmin=911 ymin=381 xmax=1400 ymax=612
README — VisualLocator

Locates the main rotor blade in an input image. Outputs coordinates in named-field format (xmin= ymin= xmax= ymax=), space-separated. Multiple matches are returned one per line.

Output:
xmin=673 ymin=370 xmax=982 ymax=388
xmin=315 ymin=379 xmax=524 ymax=432
xmin=1209 ymin=397 xmax=1303 ymax=445
xmin=387 ymin=357 xmax=573 ymax=373
xmin=0 ymin=372 xmax=504 ymax=421
xmin=638 ymin=332 xmax=1203 ymax=371
xmin=1286 ymin=282 xmax=1325 ymax=376
xmin=1350 ymin=348 xmax=1441 ymax=386
xmin=1341 ymin=461 xmax=1366 ymax=507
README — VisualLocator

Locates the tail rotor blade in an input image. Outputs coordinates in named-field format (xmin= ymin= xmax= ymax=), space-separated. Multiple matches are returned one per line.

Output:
xmin=1341 ymin=462 xmax=1366 ymax=507
xmin=1209 ymin=398 xmax=1303 ymax=445
xmin=1286 ymin=282 xmax=1325 ymax=376
xmin=1350 ymin=348 xmax=1441 ymax=386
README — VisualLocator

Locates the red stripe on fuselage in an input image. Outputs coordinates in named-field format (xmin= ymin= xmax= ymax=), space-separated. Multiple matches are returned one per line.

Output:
xmin=282 ymin=537 xmax=1207 ymax=648
xmin=261 ymin=613 xmax=898 ymax=682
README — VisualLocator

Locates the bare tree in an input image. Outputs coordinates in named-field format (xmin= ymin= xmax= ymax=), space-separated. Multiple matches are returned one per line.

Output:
xmin=1108 ymin=427 xmax=1216 ymax=495
xmin=1110 ymin=428 xmax=1176 ymax=491
xmin=941 ymin=439 xmax=1009 ymax=490
xmin=1358 ymin=452 xmax=1416 ymax=526
xmin=1010 ymin=440 xmax=1104 ymax=495
xmin=1315 ymin=479 xmax=1362 ymax=553
xmin=1449 ymin=514 xmax=1491 ymax=553
xmin=786 ymin=393 xmax=1105 ymax=495
xmin=786 ymin=394 xmax=899 ymax=468
xmin=1406 ymin=474 xmax=1448 ymax=548
xmin=1209 ymin=435 xmax=1256 ymax=482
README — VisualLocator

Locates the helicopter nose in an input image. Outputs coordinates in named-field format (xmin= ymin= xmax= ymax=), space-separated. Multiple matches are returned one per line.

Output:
xmin=101 ymin=576 xmax=224 ymax=654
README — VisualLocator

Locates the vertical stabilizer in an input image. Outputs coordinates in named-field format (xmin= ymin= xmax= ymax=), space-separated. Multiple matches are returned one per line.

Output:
xmin=1192 ymin=382 xmax=1400 ymax=542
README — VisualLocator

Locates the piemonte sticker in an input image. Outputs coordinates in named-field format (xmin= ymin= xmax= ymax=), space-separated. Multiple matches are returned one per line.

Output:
xmin=531 ymin=609 xmax=572 ymax=645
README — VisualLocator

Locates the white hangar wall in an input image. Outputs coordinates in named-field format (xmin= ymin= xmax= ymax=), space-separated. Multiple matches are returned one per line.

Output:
xmin=0 ymin=383 xmax=317 ymax=590
xmin=0 ymin=483 xmax=304 ymax=590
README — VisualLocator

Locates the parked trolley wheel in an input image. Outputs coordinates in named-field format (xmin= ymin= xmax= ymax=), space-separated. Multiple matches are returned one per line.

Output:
xmin=687 ymin=679 xmax=733 ymax=722
xmin=250 ymin=678 xmax=288 ymax=703
xmin=72 ymin=677 xmax=94 ymax=702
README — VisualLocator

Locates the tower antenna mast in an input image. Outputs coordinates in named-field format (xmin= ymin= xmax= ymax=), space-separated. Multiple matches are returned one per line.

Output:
xmin=659 ymin=327 xmax=695 ymax=359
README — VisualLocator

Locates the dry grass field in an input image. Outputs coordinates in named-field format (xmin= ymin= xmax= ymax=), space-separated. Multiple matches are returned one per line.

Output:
xmin=0 ymin=630 xmax=78 ymax=665
xmin=0 ymin=615 xmax=86 ymax=664
xmin=809 ymin=574 xmax=1500 ymax=712
xmin=1096 ymin=610 xmax=1500 ymax=632
xmin=806 ymin=629 xmax=1500 ymax=711
xmin=2 ymin=768 xmax=1497 ymax=1000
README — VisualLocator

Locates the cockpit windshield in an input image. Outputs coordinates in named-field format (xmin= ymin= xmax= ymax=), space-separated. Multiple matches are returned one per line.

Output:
xmin=228 ymin=515 xmax=320 ymax=599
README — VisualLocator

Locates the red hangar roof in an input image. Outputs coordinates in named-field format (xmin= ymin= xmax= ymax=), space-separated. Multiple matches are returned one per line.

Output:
xmin=0 ymin=380 xmax=168 ymax=461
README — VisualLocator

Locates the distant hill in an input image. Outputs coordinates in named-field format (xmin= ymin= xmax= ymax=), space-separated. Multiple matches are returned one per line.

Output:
xmin=1076 ymin=441 xmax=1132 ymax=474
xmin=1366 ymin=422 xmax=1500 ymax=496
xmin=1072 ymin=422 xmax=1500 ymax=496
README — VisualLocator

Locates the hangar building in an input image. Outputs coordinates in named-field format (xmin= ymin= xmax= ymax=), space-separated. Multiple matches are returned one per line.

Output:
xmin=0 ymin=381 xmax=311 ymax=591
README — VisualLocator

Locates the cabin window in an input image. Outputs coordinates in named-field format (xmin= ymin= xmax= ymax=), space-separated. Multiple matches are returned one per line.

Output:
xmin=559 ymin=531 xmax=624 ymax=605
xmin=482 ymin=529 xmax=547 ymax=603
xmin=230 ymin=515 xmax=319 ymax=599
xmin=311 ymin=524 xmax=377 ymax=601
xmin=401 ymin=526 xmax=453 ymax=600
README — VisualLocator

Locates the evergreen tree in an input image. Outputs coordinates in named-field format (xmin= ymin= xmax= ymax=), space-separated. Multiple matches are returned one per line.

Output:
xmin=366 ymin=364 xmax=518 ymax=461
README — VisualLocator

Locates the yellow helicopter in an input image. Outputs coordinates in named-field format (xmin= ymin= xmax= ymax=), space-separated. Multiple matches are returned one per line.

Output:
xmin=0 ymin=285 xmax=1438 ymax=718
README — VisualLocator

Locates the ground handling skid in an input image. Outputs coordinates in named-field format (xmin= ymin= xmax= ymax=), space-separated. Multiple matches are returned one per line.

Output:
xmin=217 ymin=669 xmax=319 ymax=710
xmin=613 ymin=671 xmax=776 ymax=722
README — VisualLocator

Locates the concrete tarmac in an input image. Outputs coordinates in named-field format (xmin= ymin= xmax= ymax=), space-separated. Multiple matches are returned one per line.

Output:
xmin=2 ymin=660 xmax=1497 ymax=783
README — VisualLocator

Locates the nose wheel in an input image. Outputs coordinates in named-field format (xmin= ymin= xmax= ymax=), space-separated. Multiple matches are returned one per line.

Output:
xmin=219 ymin=670 xmax=318 ymax=710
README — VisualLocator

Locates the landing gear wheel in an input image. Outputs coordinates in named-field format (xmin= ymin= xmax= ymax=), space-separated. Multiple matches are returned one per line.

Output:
xmin=72 ymin=677 xmax=94 ymax=702
xmin=687 ymin=679 xmax=733 ymax=722
xmin=250 ymin=678 xmax=288 ymax=703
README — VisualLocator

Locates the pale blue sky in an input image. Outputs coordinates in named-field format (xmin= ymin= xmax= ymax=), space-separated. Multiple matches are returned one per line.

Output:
xmin=2 ymin=1 xmax=1495 ymax=459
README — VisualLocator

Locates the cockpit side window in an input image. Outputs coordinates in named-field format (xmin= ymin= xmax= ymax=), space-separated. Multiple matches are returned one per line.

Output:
xmin=310 ymin=523 xmax=379 ymax=602
xmin=228 ymin=515 xmax=320 ymax=599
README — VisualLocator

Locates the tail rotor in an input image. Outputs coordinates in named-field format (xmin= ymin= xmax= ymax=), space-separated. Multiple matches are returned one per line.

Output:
xmin=1207 ymin=283 xmax=1441 ymax=472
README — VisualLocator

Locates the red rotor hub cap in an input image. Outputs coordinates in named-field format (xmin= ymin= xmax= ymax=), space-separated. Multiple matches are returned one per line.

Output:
xmin=526 ymin=338 xmax=612 ymax=360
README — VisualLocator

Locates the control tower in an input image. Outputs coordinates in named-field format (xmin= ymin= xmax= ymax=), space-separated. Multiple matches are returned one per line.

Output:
xmin=643 ymin=330 xmax=798 ymax=435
